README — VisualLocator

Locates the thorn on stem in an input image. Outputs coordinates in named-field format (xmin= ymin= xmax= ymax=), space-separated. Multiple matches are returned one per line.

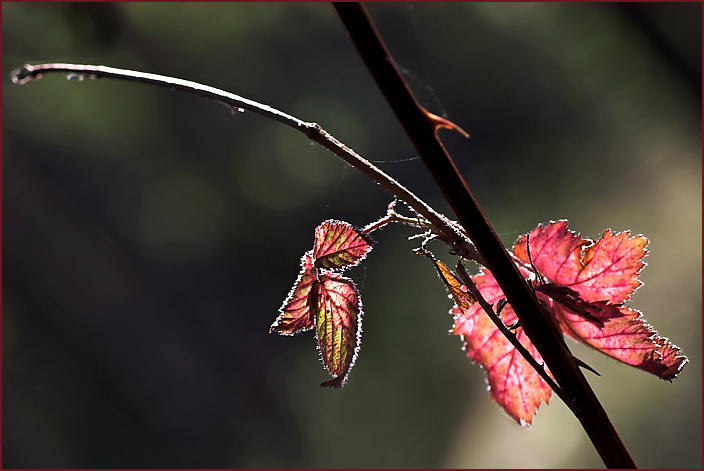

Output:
xmin=574 ymin=356 xmax=601 ymax=376
xmin=425 ymin=110 xmax=469 ymax=138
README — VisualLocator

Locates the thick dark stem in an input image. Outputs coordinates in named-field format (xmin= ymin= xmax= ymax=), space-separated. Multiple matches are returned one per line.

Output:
xmin=333 ymin=3 xmax=635 ymax=468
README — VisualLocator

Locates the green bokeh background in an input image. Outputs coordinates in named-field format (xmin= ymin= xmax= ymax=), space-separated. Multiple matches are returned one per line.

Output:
xmin=3 ymin=3 xmax=701 ymax=468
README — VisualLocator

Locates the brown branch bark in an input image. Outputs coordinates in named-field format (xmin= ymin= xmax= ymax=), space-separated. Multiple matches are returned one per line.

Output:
xmin=333 ymin=3 xmax=636 ymax=468
xmin=11 ymin=62 xmax=475 ymax=258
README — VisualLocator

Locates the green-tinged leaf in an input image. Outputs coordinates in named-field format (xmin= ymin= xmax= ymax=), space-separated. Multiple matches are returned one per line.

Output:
xmin=313 ymin=219 xmax=373 ymax=270
xmin=314 ymin=272 xmax=362 ymax=388
xmin=272 ymin=219 xmax=372 ymax=388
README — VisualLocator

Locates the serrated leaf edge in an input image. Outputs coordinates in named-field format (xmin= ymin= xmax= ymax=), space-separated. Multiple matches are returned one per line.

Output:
xmin=313 ymin=219 xmax=375 ymax=271
xmin=314 ymin=272 xmax=364 ymax=389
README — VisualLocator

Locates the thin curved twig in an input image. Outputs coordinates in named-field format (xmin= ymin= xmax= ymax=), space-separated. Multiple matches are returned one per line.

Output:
xmin=11 ymin=62 xmax=479 ymax=262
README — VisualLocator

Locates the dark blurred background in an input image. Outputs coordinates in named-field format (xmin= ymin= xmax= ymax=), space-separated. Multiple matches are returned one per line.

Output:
xmin=2 ymin=3 xmax=701 ymax=468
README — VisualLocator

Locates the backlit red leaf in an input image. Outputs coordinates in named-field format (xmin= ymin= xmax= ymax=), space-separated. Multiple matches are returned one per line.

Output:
xmin=450 ymin=220 xmax=687 ymax=424
xmin=270 ymin=252 xmax=317 ymax=335
xmin=313 ymin=220 xmax=373 ymax=270
xmin=272 ymin=219 xmax=371 ymax=388
xmin=314 ymin=273 xmax=362 ymax=388
xmin=536 ymin=283 xmax=616 ymax=327
xmin=451 ymin=267 xmax=552 ymax=426
xmin=513 ymin=221 xmax=647 ymax=304
xmin=513 ymin=221 xmax=686 ymax=380
xmin=550 ymin=302 xmax=686 ymax=381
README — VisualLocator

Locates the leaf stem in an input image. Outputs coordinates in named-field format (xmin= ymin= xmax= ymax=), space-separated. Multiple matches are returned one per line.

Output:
xmin=360 ymin=200 xmax=429 ymax=235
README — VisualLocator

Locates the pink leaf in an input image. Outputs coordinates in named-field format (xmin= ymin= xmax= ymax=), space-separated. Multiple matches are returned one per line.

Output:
xmin=513 ymin=221 xmax=647 ymax=304
xmin=314 ymin=273 xmax=362 ymax=388
xmin=536 ymin=283 xmax=618 ymax=327
xmin=550 ymin=302 xmax=686 ymax=381
xmin=451 ymin=267 xmax=552 ymax=426
xmin=513 ymin=221 xmax=687 ymax=380
xmin=313 ymin=220 xmax=373 ymax=270
xmin=270 ymin=252 xmax=317 ymax=335
xmin=450 ymin=220 xmax=687 ymax=424
xmin=272 ymin=219 xmax=372 ymax=388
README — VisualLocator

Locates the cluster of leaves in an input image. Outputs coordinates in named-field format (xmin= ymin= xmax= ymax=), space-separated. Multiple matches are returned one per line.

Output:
xmin=450 ymin=220 xmax=687 ymax=424
xmin=270 ymin=220 xmax=373 ymax=388
xmin=271 ymin=215 xmax=687 ymax=424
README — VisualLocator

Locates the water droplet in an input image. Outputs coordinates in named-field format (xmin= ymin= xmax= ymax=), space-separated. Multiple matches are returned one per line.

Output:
xmin=66 ymin=73 xmax=85 ymax=81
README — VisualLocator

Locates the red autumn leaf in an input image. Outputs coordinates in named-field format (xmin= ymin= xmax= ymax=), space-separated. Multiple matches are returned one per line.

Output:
xmin=312 ymin=220 xmax=373 ymax=270
xmin=552 ymin=303 xmax=684 ymax=380
xmin=536 ymin=283 xmax=618 ymax=327
xmin=314 ymin=272 xmax=362 ymax=388
xmin=513 ymin=221 xmax=687 ymax=380
xmin=451 ymin=264 xmax=553 ymax=426
xmin=513 ymin=221 xmax=646 ymax=304
xmin=270 ymin=251 xmax=317 ymax=335
xmin=450 ymin=220 xmax=687 ymax=424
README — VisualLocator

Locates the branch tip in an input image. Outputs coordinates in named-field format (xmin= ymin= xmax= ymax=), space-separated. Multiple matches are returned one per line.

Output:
xmin=11 ymin=64 xmax=38 ymax=84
